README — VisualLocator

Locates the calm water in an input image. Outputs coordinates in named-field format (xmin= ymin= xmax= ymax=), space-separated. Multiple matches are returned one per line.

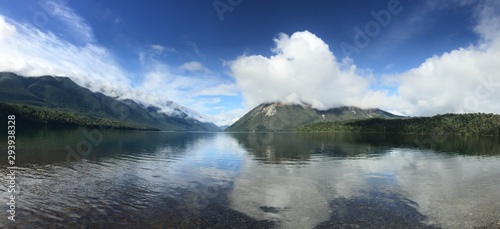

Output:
xmin=1 ymin=128 xmax=500 ymax=228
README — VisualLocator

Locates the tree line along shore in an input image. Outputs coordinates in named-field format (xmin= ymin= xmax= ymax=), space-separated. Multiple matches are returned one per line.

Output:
xmin=295 ymin=113 xmax=500 ymax=136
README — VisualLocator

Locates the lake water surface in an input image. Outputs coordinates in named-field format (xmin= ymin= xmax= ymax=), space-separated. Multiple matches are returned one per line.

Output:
xmin=1 ymin=128 xmax=500 ymax=228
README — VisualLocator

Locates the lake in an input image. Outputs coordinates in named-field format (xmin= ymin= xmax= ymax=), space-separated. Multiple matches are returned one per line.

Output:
xmin=1 ymin=128 xmax=500 ymax=228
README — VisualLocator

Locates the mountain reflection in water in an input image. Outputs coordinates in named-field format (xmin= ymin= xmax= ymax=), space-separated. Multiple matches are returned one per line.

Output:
xmin=1 ymin=129 xmax=499 ymax=228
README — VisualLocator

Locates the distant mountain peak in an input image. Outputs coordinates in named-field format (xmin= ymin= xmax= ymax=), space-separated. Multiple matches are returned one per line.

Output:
xmin=262 ymin=103 xmax=278 ymax=117
xmin=226 ymin=102 xmax=402 ymax=132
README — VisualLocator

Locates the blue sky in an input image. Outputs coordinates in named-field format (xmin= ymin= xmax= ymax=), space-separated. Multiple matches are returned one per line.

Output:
xmin=0 ymin=0 xmax=499 ymax=125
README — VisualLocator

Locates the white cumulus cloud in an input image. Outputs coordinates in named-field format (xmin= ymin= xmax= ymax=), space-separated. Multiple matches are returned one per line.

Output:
xmin=392 ymin=0 xmax=500 ymax=116
xmin=229 ymin=30 xmax=373 ymax=110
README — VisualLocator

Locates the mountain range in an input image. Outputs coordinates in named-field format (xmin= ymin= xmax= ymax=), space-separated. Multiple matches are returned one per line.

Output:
xmin=0 ymin=72 xmax=404 ymax=132
xmin=225 ymin=102 xmax=402 ymax=132
xmin=0 ymin=72 xmax=220 ymax=131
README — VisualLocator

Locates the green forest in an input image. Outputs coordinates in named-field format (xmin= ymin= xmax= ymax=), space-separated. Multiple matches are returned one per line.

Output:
xmin=0 ymin=102 xmax=159 ymax=131
xmin=296 ymin=113 xmax=500 ymax=136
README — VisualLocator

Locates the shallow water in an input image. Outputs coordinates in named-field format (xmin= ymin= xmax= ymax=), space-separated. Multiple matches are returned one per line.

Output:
xmin=1 ymin=128 xmax=499 ymax=228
